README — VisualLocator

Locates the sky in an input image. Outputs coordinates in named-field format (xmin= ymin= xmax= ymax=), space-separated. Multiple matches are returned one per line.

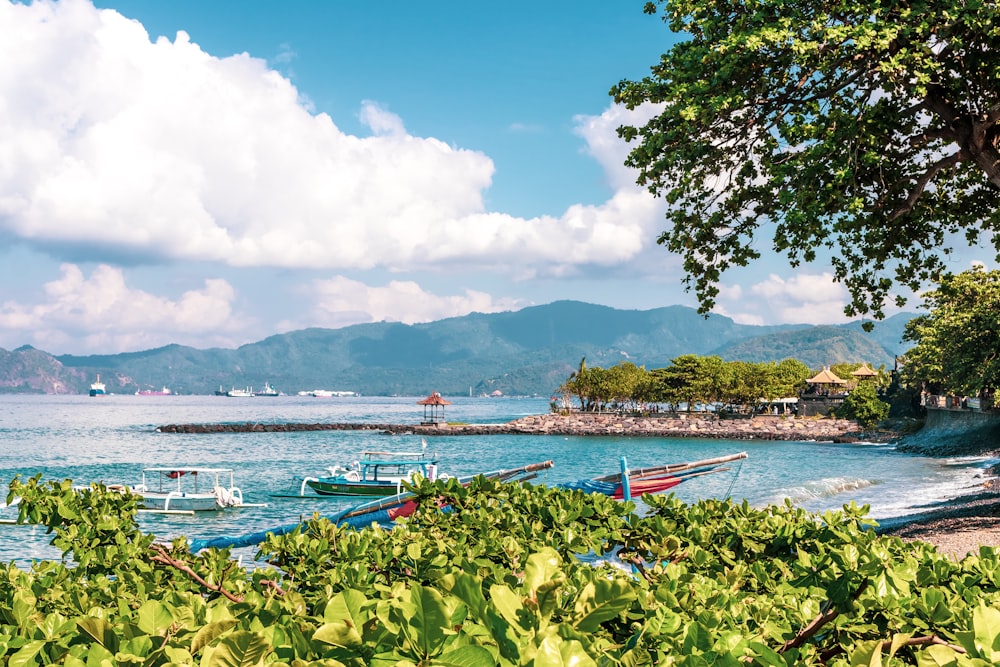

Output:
xmin=0 ymin=0 xmax=991 ymax=356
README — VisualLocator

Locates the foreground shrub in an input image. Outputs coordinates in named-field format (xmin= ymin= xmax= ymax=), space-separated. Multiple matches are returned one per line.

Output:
xmin=4 ymin=474 xmax=1000 ymax=665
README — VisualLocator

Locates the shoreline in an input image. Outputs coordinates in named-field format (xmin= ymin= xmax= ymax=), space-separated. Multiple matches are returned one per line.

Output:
xmin=875 ymin=487 xmax=1000 ymax=559
xmin=154 ymin=411 xmax=1000 ymax=559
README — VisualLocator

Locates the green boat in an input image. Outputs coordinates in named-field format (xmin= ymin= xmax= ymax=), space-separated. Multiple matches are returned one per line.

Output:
xmin=303 ymin=441 xmax=442 ymax=497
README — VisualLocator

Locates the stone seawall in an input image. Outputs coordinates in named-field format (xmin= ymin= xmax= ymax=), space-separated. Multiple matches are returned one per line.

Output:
xmin=896 ymin=408 xmax=1000 ymax=457
xmin=159 ymin=412 xmax=860 ymax=441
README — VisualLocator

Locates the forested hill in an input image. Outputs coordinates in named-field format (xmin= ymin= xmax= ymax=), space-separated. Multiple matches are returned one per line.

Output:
xmin=0 ymin=301 xmax=913 ymax=396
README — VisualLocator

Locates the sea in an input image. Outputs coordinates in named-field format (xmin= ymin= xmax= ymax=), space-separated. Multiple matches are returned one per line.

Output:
xmin=0 ymin=393 xmax=996 ymax=566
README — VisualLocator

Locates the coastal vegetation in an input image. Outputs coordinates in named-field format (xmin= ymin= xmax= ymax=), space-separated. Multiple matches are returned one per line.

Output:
xmin=901 ymin=267 xmax=1000 ymax=403
xmin=6 ymin=474 xmax=1000 ymax=665
xmin=835 ymin=382 xmax=890 ymax=430
xmin=557 ymin=356 xmax=889 ymax=417
xmin=614 ymin=0 xmax=1000 ymax=326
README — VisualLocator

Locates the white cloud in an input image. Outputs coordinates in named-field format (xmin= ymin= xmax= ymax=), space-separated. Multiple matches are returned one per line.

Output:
xmin=0 ymin=263 xmax=246 ymax=353
xmin=0 ymin=0 xmax=666 ymax=277
xmin=574 ymin=102 xmax=663 ymax=192
xmin=304 ymin=276 xmax=527 ymax=329
xmin=715 ymin=273 xmax=853 ymax=325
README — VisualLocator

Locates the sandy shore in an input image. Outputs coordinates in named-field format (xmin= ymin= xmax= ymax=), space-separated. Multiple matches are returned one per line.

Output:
xmin=876 ymin=486 xmax=1000 ymax=559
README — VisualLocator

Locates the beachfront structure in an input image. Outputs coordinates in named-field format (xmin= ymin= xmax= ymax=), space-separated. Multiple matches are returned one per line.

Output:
xmin=799 ymin=367 xmax=848 ymax=417
xmin=851 ymin=364 xmax=878 ymax=382
xmin=417 ymin=392 xmax=451 ymax=425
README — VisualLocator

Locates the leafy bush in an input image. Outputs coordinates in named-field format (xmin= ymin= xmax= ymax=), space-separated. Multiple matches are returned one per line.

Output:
xmin=5 ymin=473 xmax=1000 ymax=665
xmin=836 ymin=382 xmax=890 ymax=430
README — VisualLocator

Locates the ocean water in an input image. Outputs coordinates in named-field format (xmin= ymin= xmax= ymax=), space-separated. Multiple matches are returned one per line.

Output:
xmin=0 ymin=394 xmax=995 ymax=565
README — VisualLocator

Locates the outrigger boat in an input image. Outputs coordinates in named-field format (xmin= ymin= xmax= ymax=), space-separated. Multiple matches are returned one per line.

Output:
xmin=191 ymin=460 xmax=554 ymax=551
xmin=300 ymin=440 xmax=443 ymax=497
xmin=125 ymin=467 xmax=265 ymax=513
xmin=559 ymin=452 xmax=749 ymax=500
xmin=189 ymin=452 xmax=747 ymax=552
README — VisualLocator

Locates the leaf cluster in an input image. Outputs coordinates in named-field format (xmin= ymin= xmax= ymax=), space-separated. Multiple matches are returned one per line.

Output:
xmin=559 ymin=355 xmax=815 ymax=413
xmin=615 ymin=0 xmax=1000 ymax=323
xmin=901 ymin=266 xmax=1000 ymax=398
xmin=4 ymin=473 xmax=1000 ymax=665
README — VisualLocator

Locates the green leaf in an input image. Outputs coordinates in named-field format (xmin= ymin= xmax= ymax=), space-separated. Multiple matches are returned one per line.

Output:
xmin=136 ymin=600 xmax=174 ymax=636
xmin=190 ymin=619 xmax=239 ymax=655
xmin=444 ymin=572 xmax=487 ymax=619
xmin=914 ymin=644 xmax=960 ymax=667
xmin=849 ymin=639 xmax=882 ymax=667
xmin=402 ymin=584 xmax=449 ymax=658
xmin=77 ymin=616 xmax=119 ymax=652
xmin=573 ymin=579 xmax=636 ymax=633
xmin=431 ymin=645 xmax=496 ymax=667
xmin=973 ymin=602 xmax=1000 ymax=661
xmin=489 ymin=585 xmax=529 ymax=634
xmin=523 ymin=548 xmax=563 ymax=596
xmin=534 ymin=636 xmax=596 ymax=667
xmin=7 ymin=639 xmax=45 ymax=667
xmin=201 ymin=630 xmax=271 ymax=667
xmin=323 ymin=588 xmax=370 ymax=628
xmin=312 ymin=621 xmax=363 ymax=650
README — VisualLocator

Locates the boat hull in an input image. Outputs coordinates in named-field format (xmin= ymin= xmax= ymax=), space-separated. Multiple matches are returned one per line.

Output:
xmin=139 ymin=493 xmax=221 ymax=512
xmin=305 ymin=479 xmax=406 ymax=497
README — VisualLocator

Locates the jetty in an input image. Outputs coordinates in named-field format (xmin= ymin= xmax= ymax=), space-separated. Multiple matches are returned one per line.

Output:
xmin=157 ymin=412 xmax=864 ymax=441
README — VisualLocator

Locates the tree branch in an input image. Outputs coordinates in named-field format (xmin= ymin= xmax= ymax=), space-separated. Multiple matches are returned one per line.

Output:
xmin=149 ymin=543 xmax=245 ymax=603
xmin=259 ymin=579 xmax=287 ymax=596
xmin=888 ymin=152 xmax=963 ymax=221
xmin=779 ymin=580 xmax=869 ymax=654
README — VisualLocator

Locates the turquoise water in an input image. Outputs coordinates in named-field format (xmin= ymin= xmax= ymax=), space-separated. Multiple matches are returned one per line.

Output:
xmin=0 ymin=394 xmax=995 ymax=564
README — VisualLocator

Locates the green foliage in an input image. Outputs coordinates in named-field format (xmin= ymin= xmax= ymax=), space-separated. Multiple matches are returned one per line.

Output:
xmin=835 ymin=382 xmax=890 ymax=430
xmin=5 ymin=473 xmax=1000 ymax=665
xmin=614 ymin=0 xmax=1000 ymax=324
xmin=902 ymin=267 xmax=1000 ymax=398
xmin=566 ymin=354 xmax=816 ymax=413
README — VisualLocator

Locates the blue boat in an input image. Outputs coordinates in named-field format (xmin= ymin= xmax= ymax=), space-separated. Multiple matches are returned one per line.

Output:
xmin=89 ymin=374 xmax=106 ymax=397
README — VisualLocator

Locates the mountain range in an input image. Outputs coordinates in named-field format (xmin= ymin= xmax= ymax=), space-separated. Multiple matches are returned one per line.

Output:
xmin=0 ymin=300 xmax=914 ymax=397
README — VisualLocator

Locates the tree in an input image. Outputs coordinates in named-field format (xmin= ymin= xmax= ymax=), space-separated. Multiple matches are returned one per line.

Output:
xmin=651 ymin=354 xmax=725 ymax=411
xmin=613 ymin=1 xmax=1000 ymax=324
xmin=773 ymin=358 xmax=812 ymax=397
xmin=560 ymin=357 xmax=594 ymax=411
xmin=836 ymin=382 xmax=890 ymax=430
xmin=901 ymin=266 xmax=1000 ymax=398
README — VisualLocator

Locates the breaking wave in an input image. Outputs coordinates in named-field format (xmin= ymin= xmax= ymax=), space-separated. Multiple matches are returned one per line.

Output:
xmin=767 ymin=477 xmax=880 ymax=506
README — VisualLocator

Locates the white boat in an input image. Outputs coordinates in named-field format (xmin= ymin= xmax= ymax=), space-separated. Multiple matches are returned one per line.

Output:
xmin=127 ymin=468 xmax=252 ymax=512
xmin=226 ymin=387 xmax=255 ymax=397
xmin=136 ymin=386 xmax=172 ymax=396
xmin=89 ymin=374 xmax=106 ymax=397
xmin=257 ymin=382 xmax=280 ymax=397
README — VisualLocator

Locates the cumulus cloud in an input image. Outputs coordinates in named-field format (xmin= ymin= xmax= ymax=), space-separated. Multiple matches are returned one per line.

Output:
xmin=0 ymin=263 xmax=246 ymax=353
xmin=574 ymin=102 xmax=663 ymax=192
xmin=304 ymin=276 xmax=527 ymax=329
xmin=714 ymin=273 xmax=853 ymax=325
xmin=0 ymin=0 xmax=664 ymax=276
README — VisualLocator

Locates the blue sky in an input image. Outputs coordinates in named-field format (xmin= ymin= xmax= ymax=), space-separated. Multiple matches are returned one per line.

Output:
xmin=0 ymin=0 xmax=980 ymax=355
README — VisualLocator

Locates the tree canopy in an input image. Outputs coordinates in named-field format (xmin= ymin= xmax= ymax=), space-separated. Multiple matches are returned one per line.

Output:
xmin=613 ymin=0 xmax=1000 ymax=323
xmin=559 ymin=355 xmax=814 ymax=413
xmin=901 ymin=266 xmax=1000 ymax=398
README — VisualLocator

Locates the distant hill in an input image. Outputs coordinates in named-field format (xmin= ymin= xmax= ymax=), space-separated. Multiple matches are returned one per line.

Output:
xmin=0 ymin=301 xmax=914 ymax=396
xmin=712 ymin=312 xmax=912 ymax=370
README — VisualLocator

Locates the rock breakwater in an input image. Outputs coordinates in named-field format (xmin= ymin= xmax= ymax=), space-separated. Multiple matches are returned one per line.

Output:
xmin=158 ymin=412 xmax=860 ymax=441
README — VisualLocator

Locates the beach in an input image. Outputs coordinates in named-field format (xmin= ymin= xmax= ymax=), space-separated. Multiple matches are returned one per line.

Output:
xmin=878 ymin=481 xmax=1000 ymax=559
